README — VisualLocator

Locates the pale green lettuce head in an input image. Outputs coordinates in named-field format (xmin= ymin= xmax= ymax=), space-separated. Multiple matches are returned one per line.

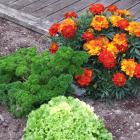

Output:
xmin=23 ymin=96 xmax=112 ymax=140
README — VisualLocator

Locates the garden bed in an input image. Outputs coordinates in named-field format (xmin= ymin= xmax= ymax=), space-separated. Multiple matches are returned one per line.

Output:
xmin=0 ymin=18 xmax=140 ymax=140
xmin=0 ymin=97 xmax=140 ymax=140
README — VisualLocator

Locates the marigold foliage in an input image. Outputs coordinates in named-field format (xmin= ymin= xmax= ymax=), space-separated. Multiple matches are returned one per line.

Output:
xmin=23 ymin=96 xmax=112 ymax=140
xmin=0 ymin=47 xmax=88 ymax=117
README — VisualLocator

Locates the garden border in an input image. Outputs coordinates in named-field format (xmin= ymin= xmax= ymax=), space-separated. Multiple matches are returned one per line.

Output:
xmin=0 ymin=3 xmax=52 ymax=34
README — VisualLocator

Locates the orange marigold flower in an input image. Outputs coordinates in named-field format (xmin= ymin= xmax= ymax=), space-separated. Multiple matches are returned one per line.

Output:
xmin=107 ymin=5 xmax=118 ymax=13
xmin=134 ymin=26 xmax=140 ymax=37
xmin=115 ymin=9 xmax=131 ymax=16
xmin=98 ymin=49 xmax=116 ymax=69
xmin=121 ymin=59 xmax=137 ymax=77
xmin=49 ymin=23 xmax=60 ymax=36
xmin=75 ymin=68 xmax=92 ymax=87
xmin=106 ymin=42 xmax=118 ymax=56
xmin=126 ymin=21 xmax=140 ymax=37
xmin=97 ymin=36 xmax=109 ymax=49
xmin=113 ymin=33 xmax=128 ymax=48
xmin=83 ymin=36 xmax=109 ymax=56
xmin=82 ymin=31 xmax=94 ymax=41
xmin=117 ymin=19 xmax=129 ymax=30
xmin=83 ymin=39 xmax=101 ymax=56
xmin=59 ymin=18 xmax=76 ymax=32
xmin=112 ymin=72 xmax=126 ymax=87
xmin=126 ymin=22 xmax=138 ymax=33
xmin=49 ymin=42 xmax=59 ymax=54
xmin=135 ymin=64 xmax=140 ymax=79
xmin=61 ymin=25 xmax=76 ymax=38
xmin=59 ymin=18 xmax=77 ymax=38
xmin=90 ymin=15 xmax=108 ymax=31
xmin=89 ymin=3 xmax=104 ymax=15
xmin=109 ymin=15 xmax=122 ymax=27
xmin=112 ymin=33 xmax=128 ymax=53
xmin=64 ymin=11 xmax=78 ymax=18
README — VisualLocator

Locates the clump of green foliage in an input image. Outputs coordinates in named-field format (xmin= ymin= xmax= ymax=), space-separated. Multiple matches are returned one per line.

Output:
xmin=23 ymin=96 xmax=112 ymax=140
xmin=0 ymin=47 xmax=88 ymax=117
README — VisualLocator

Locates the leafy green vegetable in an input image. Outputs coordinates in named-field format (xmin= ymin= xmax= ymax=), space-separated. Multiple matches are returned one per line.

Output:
xmin=0 ymin=47 xmax=88 ymax=117
xmin=23 ymin=96 xmax=112 ymax=140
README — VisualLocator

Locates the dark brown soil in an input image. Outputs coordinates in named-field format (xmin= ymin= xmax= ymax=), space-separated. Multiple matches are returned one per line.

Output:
xmin=0 ymin=18 xmax=47 ymax=56
xmin=0 ymin=18 xmax=140 ymax=140
xmin=0 ymin=106 xmax=25 ymax=140
xmin=83 ymin=97 xmax=140 ymax=140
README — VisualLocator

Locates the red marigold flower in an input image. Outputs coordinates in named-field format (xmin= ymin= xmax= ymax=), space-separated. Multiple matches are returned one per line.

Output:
xmin=49 ymin=23 xmax=59 ymax=36
xmin=135 ymin=64 xmax=140 ymax=78
xmin=49 ymin=42 xmax=59 ymax=54
xmin=117 ymin=19 xmax=129 ymax=30
xmin=75 ymin=68 xmax=92 ymax=87
xmin=107 ymin=5 xmax=118 ymax=13
xmin=61 ymin=25 xmax=76 ymax=38
xmin=116 ymin=44 xmax=128 ymax=53
xmin=82 ymin=31 xmax=94 ymax=41
xmin=112 ymin=72 xmax=126 ymax=87
xmin=64 ymin=11 xmax=78 ymax=18
xmin=98 ymin=50 xmax=116 ymax=69
xmin=89 ymin=3 xmax=104 ymax=15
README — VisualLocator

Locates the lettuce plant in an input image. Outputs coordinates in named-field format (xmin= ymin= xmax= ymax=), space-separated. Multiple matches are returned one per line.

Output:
xmin=23 ymin=96 xmax=112 ymax=140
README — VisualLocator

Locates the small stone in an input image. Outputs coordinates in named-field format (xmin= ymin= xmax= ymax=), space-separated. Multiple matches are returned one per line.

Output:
xmin=0 ymin=114 xmax=4 ymax=122
xmin=136 ymin=123 xmax=140 ymax=127
xmin=71 ymin=84 xmax=86 ymax=97
xmin=5 ymin=47 xmax=8 ymax=50
xmin=130 ymin=126 xmax=133 ymax=130
xmin=3 ymin=122 xmax=8 ymax=127
xmin=115 ymin=110 xmax=122 ymax=114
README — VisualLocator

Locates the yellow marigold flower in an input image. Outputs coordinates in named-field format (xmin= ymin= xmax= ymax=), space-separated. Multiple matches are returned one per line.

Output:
xmin=126 ymin=22 xmax=139 ymax=34
xmin=126 ymin=21 xmax=140 ymax=37
xmin=90 ymin=15 xmax=109 ymax=31
xmin=83 ymin=40 xmax=101 ymax=56
xmin=115 ymin=9 xmax=131 ymax=16
xmin=113 ymin=33 xmax=127 ymax=46
xmin=87 ymin=28 xmax=94 ymax=32
xmin=121 ymin=59 xmax=137 ymax=77
xmin=106 ymin=42 xmax=118 ymax=56
xmin=59 ymin=18 xmax=76 ymax=31
xmin=109 ymin=15 xmax=122 ymax=27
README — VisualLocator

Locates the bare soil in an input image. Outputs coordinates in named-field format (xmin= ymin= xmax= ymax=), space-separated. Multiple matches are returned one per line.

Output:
xmin=0 ymin=106 xmax=25 ymax=140
xmin=0 ymin=18 xmax=47 ymax=56
xmin=0 ymin=18 xmax=140 ymax=140
xmin=83 ymin=97 xmax=140 ymax=140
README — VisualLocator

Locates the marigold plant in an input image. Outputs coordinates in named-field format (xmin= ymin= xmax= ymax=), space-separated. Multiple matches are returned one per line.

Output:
xmin=49 ymin=3 xmax=140 ymax=99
